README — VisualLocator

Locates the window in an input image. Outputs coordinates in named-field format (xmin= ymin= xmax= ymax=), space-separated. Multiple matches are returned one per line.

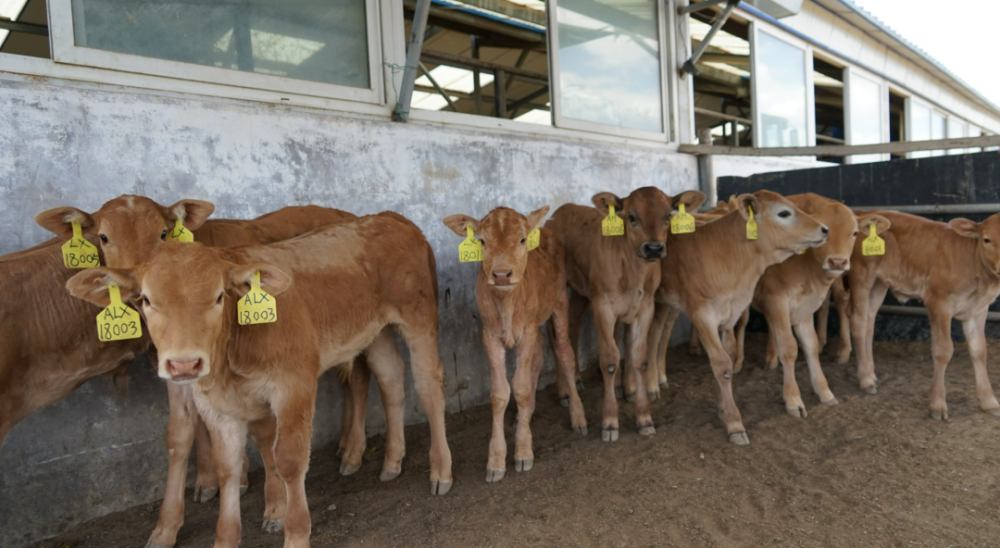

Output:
xmin=844 ymin=68 xmax=885 ymax=164
xmin=905 ymin=98 xmax=932 ymax=158
xmin=751 ymin=27 xmax=812 ymax=148
xmin=49 ymin=0 xmax=383 ymax=103
xmin=689 ymin=15 xmax=752 ymax=147
xmin=930 ymin=111 xmax=946 ymax=156
xmin=947 ymin=117 xmax=966 ymax=155
xmin=0 ymin=0 xmax=48 ymax=58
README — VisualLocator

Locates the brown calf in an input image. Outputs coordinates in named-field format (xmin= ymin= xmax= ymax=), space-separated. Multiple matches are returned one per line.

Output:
xmin=846 ymin=210 xmax=1000 ymax=419
xmin=649 ymin=191 xmax=828 ymax=445
xmin=67 ymin=212 xmax=452 ymax=548
xmin=546 ymin=187 xmax=706 ymax=441
xmin=444 ymin=207 xmax=586 ymax=482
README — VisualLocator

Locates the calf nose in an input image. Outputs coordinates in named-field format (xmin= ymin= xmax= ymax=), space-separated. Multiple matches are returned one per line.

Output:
xmin=642 ymin=242 xmax=665 ymax=259
xmin=167 ymin=358 xmax=203 ymax=380
xmin=821 ymin=225 xmax=829 ymax=236
xmin=827 ymin=258 xmax=849 ymax=271
xmin=491 ymin=270 xmax=513 ymax=285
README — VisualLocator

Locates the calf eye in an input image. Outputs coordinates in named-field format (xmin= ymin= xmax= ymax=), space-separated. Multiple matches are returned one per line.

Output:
xmin=985 ymin=238 xmax=992 ymax=244
xmin=853 ymin=231 xmax=858 ymax=236
xmin=142 ymin=296 xmax=150 ymax=306
xmin=628 ymin=214 xmax=637 ymax=224
xmin=161 ymin=230 xmax=168 ymax=240
xmin=216 ymin=293 xmax=224 ymax=304
xmin=778 ymin=211 xmax=791 ymax=218
xmin=478 ymin=238 xmax=485 ymax=246
xmin=100 ymin=234 xmax=109 ymax=243
xmin=520 ymin=238 xmax=526 ymax=244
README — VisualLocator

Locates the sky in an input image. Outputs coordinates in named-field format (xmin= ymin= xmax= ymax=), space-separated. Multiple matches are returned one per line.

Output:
xmin=851 ymin=0 xmax=1000 ymax=107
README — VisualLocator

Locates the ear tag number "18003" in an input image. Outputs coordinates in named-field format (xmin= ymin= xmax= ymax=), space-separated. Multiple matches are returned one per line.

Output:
xmin=671 ymin=203 xmax=695 ymax=234
xmin=746 ymin=205 xmax=758 ymax=240
xmin=63 ymin=220 xmax=100 ymax=269
xmin=459 ymin=226 xmax=483 ymax=263
xmin=97 ymin=284 xmax=142 ymax=342
xmin=167 ymin=218 xmax=194 ymax=243
xmin=862 ymin=224 xmax=885 ymax=256
xmin=602 ymin=205 xmax=625 ymax=236
xmin=238 ymin=271 xmax=277 ymax=325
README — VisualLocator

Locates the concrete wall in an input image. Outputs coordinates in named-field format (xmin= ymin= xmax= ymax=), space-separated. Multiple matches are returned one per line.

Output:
xmin=0 ymin=74 xmax=700 ymax=546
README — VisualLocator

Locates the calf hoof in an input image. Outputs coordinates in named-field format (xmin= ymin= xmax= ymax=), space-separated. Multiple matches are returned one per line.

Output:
xmin=559 ymin=396 xmax=570 ymax=408
xmin=515 ymin=459 xmax=533 ymax=472
xmin=836 ymin=352 xmax=851 ymax=365
xmin=614 ymin=386 xmax=624 ymax=400
xmin=340 ymin=462 xmax=361 ymax=476
xmin=624 ymin=391 xmax=637 ymax=403
xmin=336 ymin=446 xmax=346 ymax=457
xmin=733 ymin=361 xmax=743 ymax=374
xmin=985 ymin=408 xmax=1000 ymax=418
xmin=240 ymin=484 xmax=248 ymax=497
xmin=194 ymin=487 xmax=218 ymax=503
xmin=862 ymin=385 xmax=879 ymax=395
xmin=576 ymin=380 xmax=585 ymax=393
xmin=689 ymin=346 xmax=703 ymax=356
xmin=728 ymin=432 xmax=751 ymax=446
xmin=766 ymin=361 xmax=779 ymax=370
xmin=261 ymin=518 xmax=284 ymax=534
xmin=486 ymin=469 xmax=506 ymax=483
xmin=145 ymin=543 xmax=172 ymax=548
xmin=637 ymin=424 xmax=655 ymax=436
xmin=786 ymin=405 xmax=808 ymax=418
xmin=659 ymin=379 xmax=669 ymax=389
xmin=574 ymin=425 xmax=588 ymax=436
xmin=929 ymin=409 xmax=949 ymax=421
xmin=380 ymin=468 xmax=401 ymax=482
xmin=431 ymin=479 xmax=453 ymax=495
xmin=647 ymin=389 xmax=660 ymax=403
xmin=601 ymin=428 xmax=620 ymax=442
xmin=821 ymin=396 xmax=840 ymax=406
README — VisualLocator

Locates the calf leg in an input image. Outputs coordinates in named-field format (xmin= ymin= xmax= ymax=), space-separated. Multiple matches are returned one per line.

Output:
xmin=656 ymin=305 xmax=682 ymax=388
xmin=626 ymin=302 xmax=656 ymax=436
xmin=927 ymin=308 xmax=955 ymax=420
xmin=200 ymin=407 xmax=248 ymax=548
xmin=644 ymin=301 xmax=670 ymax=401
xmin=592 ymin=298 xmax=622 ymax=442
xmin=193 ymin=413 xmax=220 ymax=502
xmin=337 ymin=375 xmax=353 ymax=458
xmin=483 ymin=332 xmax=510 ymax=482
xmin=339 ymin=356 xmax=371 ymax=477
xmin=566 ymin=290 xmax=589 ymax=395
xmin=764 ymin=335 xmax=779 ymax=370
xmin=272 ymin=392 xmax=316 ymax=548
xmin=512 ymin=331 xmax=540 ymax=473
xmin=364 ymin=330 xmax=407 ymax=481
xmin=816 ymin=288 xmax=831 ymax=351
xmin=550 ymin=289 xmax=587 ymax=433
xmin=248 ymin=414 xmax=287 ymax=534
xmin=688 ymin=322 xmax=703 ymax=356
xmin=850 ymin=277 xmax=885 ymax=395
xmin=962 ymin=310 xmax=1000 ymax=416
xmin=692 ymin=313 xmax=748 ymax=445
xmin=147 ymin=383 xmax=198 ymax=548
xmin=766 ymin=305 xmax=807 ymax=418
xmin=733 ymin=308 xmax=749 ymax=373
xmin=832 ymin=276 xmax=853 ymax=364
xmin=615 ymin=320 xmax=628 ymax=401
xmin=794 ymin=319 xmax=837 ymax=406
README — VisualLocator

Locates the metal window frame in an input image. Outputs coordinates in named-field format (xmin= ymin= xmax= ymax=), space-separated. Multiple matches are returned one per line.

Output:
xmin=48 ymin=0 xmax=386 ymax=105
xmin=547 ymin=0 xmax=672 ymax=142
xmin=904 ymin=95 xmax=933 ymax=159
xmin=843 ymin=65 xmax=888 ymax=164
xmin=750 ymin=23 xmax=815 ymax=152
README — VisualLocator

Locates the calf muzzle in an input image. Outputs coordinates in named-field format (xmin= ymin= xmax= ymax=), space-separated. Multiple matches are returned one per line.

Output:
xmin=640 ymin=242 xmax=666 ymax=261
xmin=491 ymin=270 xmax=514 ymax=287
xmin=166 ymin=358 xmax=204 ymax=382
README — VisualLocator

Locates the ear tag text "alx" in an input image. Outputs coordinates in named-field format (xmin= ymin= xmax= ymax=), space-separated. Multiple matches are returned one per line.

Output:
xmin=62 ymin=221 xmax=100 ymax=269
xmin=671 ymin=203 xmax=695 ymax=234
xmin=862 ymin=224 xmax=885 ymax=256
xmin=527 ymin=228 xmax=541 ymax=251
xmin=459 ymin=226 xmax=483 ymax=263
xmin=602 ymin=205 xmax=625 ymax=236
xmin=97 ymin=284 xmax=143 ymax=342
xmin=238 ymin=272 xmax=277 ymax=325
xmin=746 ymin=206 xmax=758 ymax=240
xmin=167 ymin=218 xmax=194 ymax=243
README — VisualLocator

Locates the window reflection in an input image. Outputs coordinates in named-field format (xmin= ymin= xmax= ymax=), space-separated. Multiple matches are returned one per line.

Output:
xmin=847 ymin=73 xmax=881 ymax=163
xmin=755 ymin=31 xmax=807 ymax=147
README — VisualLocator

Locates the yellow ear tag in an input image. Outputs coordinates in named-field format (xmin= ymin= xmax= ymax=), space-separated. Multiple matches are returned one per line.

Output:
xmin=238 ymin=271 xmax=277 ymax=325
xmin=746 ymin=206 xmax=758 ymax=240
xmin=862 ymin=224 xmax=885 ymax=256
xmin=527 ymin=228 xmax=541 ymax=251
xmin=96 ymin=284 xmax=143 ymax=342
xmin=62 ymin=221 xmax=101 ymax=269
xmin=167 ymin=218 xmax=194 ymax=243
xmin=602 ymin=205 xmax=625 ymax=236
xmin=459 ymin=226 xmax=483 ymax=263
xmin=671 ymin=203 xmax=695 ymax=235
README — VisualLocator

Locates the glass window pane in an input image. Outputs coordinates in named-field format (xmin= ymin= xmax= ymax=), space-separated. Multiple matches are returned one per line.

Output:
xmin=847 ymin=73 xmax=882 ymax=163
xmin=555 ymin=0 xmax=662 ymax=133
xmin=755 ymin=31 xmax=807 ymax=147
xmin=931 ymin=112 xmax=946 ymax=156
xmin=907 ymin=100 xmax=931 ymax=158
xmin=71 ymin=0 xmax=370 ymax=89
xmin=947 ymin=118 xmax=966 ymax=155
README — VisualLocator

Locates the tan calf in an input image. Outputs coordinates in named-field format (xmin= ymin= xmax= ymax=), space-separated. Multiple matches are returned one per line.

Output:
xmin=444 ymin=207 xmax=587 ymax=482
xmin=546 ymin=187 xmax=706 ymax=441
xmin=847 ymin=210 xmax=1000 ymax=419
xmin=649 ymin=191 xmax=828 ymax=445
xmin=67 ymin=212 xmax=452 ymax=548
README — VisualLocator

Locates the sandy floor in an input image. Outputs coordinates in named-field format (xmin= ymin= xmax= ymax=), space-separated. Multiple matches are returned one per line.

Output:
xmin=40 ymin=334 xmax=1000 ymax=548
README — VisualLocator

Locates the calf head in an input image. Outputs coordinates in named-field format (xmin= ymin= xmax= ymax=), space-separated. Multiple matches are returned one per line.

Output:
xmin=591 ymin=187 xmax=706 ymax=261
xmin=809 ymin=203 xmax=890 ymax=275
xmin=443 ymin=206 xmax=550 ymax=291
xmin=36 ymin=195 xmax=215 ymax=269
xmin=736 ymin=190 xmax=828 ymax=258
xmin=950 ymin=213 xmax=1000 ymax=274
xmin=66 ymin=243 xmax=290 ymax=384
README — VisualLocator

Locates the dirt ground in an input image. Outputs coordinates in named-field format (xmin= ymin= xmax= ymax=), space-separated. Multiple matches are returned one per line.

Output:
xmin=42 ymin=334 xmax=1000 ymax=548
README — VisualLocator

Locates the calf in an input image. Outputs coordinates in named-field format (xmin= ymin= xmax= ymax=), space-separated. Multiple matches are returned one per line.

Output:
xmin=67 ymin=212 xmax=452 ymax=548
xmin=648 ymin=191 xmax=828 ymax=445
xmin=546 ymin=187 xmax=705 ymax=441
xmin=444 ymin=207 xmax=586 ymax=482
xmin=740 ymin=196 xmax=889 ymax=417
xmin=32 ymin=197 xmax=355 ymax=548
xmin=847 ymin=210 xmax=1000 ymax=419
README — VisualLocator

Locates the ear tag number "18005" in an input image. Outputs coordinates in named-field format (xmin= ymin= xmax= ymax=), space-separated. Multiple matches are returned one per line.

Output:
xmin=238 ymin=271 xmax=277 ymax=325
xmin=862 ymin=224 xmax=885 ymax=256
xmin=671 ymin=203 xmax=695 ymax=234
xmin=63 ymin=220 xmax=100 ymax=269
xmin=167 ymin=218 xmax=194 ymax=243
xmin=746 ymin=205 xmax=758 ymax=240
xmin=97 ymin=284 xmax=142 ymax=342
xmin=459 ymin=226 xmax=483 ymax=263
xmin=602 ymin=205 xmax=625 ymax=236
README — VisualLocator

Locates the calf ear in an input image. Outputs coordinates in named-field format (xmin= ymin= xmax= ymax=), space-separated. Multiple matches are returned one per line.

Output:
xmin=591 ymin=192 xmax=624 ymax=213
xmin=442 ymin=214 xmax=479 ymax=237
xmin=526 ymin=205 xmax=551 ymax=232
xmin=949 ymin=218 xmax=980 ymax=239
xmin=35 ymin=207 xmax=95 ymax=239
xmin=672 ymin=190 xmax=706 ymax=213
xmin=228 ymin=263 xmax=292 ymax=298
xmin=66 ymin=268 xmax=140 ymax=308
xmin=857 ymin=214 xmax=891 ymax=236
xmin=165 ymin=199 xmax=215 ymax=231
xmin=735 ymin=194 xmax=761 ymax=221
xmin=728 ymin=195 xmax=739 ymax=210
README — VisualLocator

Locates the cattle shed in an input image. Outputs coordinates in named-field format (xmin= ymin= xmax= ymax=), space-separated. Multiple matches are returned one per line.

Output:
xmin=2 ymin=1 xmax=1000 ymax=545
